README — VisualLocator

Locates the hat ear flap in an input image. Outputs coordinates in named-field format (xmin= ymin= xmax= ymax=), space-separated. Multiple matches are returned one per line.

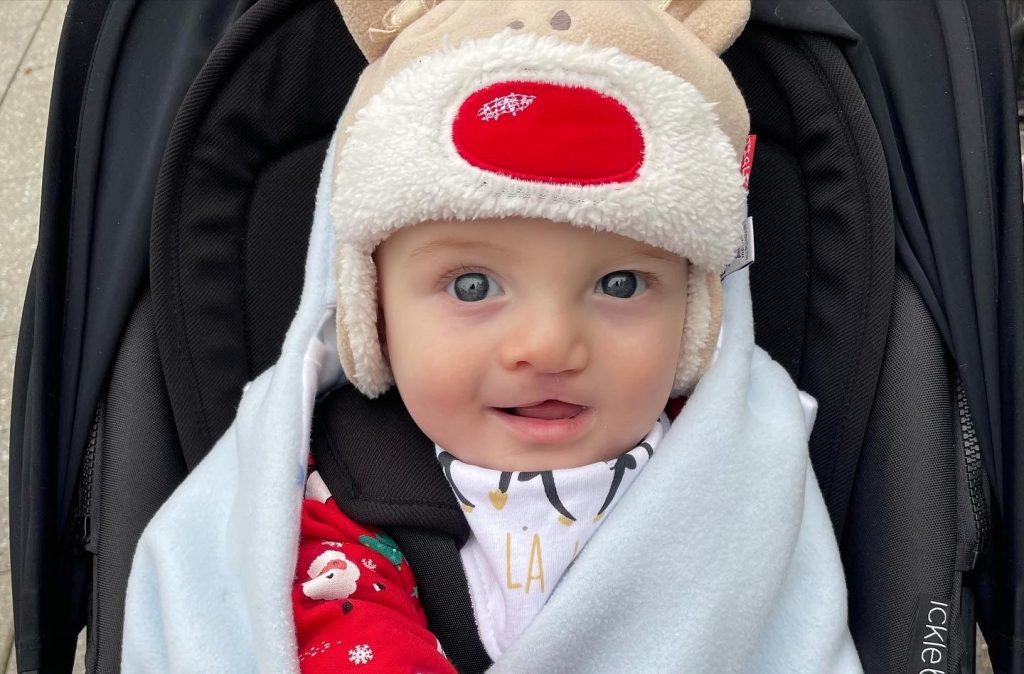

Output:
xmin=658 ymin=0 xmax=750 ymax=55
xmin=335 ymin=0 xmax=442 ymax=62
xmin=672 ymin=271 xmax=723 ymax=397
xmin=336 ymin=243 xmax=394 ymax=398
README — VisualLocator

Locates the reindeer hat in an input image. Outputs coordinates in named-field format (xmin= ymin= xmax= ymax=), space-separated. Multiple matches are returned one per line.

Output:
xmin=331 ymin=0 xmax=750 ymax=398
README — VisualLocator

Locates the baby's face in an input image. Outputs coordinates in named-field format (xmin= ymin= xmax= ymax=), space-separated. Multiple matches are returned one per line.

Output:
xmin=374 ymin=217 xmax=687 ymax=471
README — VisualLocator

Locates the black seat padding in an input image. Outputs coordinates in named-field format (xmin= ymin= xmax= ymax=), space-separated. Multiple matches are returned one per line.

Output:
xmin=150 ymin=0 xmax=363 ymax=470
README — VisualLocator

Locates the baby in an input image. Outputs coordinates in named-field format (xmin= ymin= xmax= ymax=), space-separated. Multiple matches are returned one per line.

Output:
xmin=292 ymin=0 xmax=750 ymax=669
xmin=123 ymin=1 xmax=862 ymax=672
xmin=295 ymin=215 xmax=687 ymax=670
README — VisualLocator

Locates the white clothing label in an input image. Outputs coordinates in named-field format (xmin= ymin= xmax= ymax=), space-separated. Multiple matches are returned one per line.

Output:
xmin=722 ymin=216 xmax=755 ymax=279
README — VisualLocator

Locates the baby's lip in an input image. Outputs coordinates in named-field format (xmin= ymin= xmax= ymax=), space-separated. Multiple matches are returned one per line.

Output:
xmin=488 ymin=403 xmax=595 ymax=444
xmin=497 ymin=400 xmax=588 ymax=420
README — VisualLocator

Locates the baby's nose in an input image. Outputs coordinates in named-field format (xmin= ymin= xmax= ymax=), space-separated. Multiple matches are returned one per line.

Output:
xmin=498 ymin=309 xmax=589 ymax=374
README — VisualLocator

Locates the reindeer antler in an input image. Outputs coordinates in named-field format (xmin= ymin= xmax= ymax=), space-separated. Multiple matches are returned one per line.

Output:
xmin=336 ymin=0 xmax=441 ymax=62
xmin=661 ymin=0 xmax=749 ymax=54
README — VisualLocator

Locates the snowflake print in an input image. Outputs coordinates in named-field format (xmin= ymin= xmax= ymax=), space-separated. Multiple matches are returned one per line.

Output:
xmin=321 ymin=540 xmax=343 ymax=549
xmin=478 ymin=92 xmax=536 ymax=121
xmin=348 ymin=644 xmax=374 ymax=665
xmin=362 ymin=558 xmax=377 ymax=571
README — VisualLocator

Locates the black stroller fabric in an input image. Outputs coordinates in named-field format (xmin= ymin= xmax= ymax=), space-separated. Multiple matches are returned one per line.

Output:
xmin=9 ymin=0 xmax=1022 ymax=672
xmin=9 ymin=0 xmax=254 ymax=670
xmin=825 ymin=1 xmax=1024 ymax=669
xmin=149 ymin=0 xmax=363 ymax=471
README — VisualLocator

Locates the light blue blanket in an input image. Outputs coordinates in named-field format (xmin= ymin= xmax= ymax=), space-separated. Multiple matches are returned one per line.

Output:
xmin=493 ymin=251 xmax=863 ymax=674
xmin=122 ymin=137 xmax=861 ymax=673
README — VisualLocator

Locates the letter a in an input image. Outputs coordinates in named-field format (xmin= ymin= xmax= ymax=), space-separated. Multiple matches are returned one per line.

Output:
xmin=525 ymin=534 xmax=546 ymax=593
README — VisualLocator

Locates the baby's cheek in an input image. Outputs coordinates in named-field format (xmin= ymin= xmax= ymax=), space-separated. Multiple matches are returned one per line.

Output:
xmin=389 ymin=327 xmax=485 ymax=440
xmin=611 ymin=319 xmax=680 ymax=381
xmin=621 ymin=355 xmax=676 ymax=409
xmin=606 ymin=330 xmax=679 ymax=425
xmin=398 ymin=371 xmax=480 ymax=455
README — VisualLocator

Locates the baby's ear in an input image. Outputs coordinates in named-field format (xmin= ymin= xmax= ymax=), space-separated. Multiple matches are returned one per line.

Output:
xmin=377 ymin=313 xmax=389 ymax=366
xmin=335 ymin=0 xmax=444 ymax=62
xmin=659 ymin=0 xmax=750 ymax=55
xmin=374 ymin=283 xmax=390 ymax=365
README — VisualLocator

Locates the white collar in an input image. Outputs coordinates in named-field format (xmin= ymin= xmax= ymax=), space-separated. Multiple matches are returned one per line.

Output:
xmin=435 ymin=415 xmax=670 ymax=659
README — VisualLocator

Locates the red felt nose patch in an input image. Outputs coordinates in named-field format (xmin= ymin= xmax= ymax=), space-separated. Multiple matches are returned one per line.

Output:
xmin=452 ymin=81 xmax=644 ymax=185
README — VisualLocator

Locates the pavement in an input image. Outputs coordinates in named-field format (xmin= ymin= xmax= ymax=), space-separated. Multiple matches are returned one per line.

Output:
xmin=0 ymin=0 xmax=1000 ymax=673
xmin=1 ymin=2 xmax=77 ymax=671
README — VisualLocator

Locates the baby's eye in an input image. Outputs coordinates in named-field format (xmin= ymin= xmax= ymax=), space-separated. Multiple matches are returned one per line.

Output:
xmin=447 ymin=272 xmax=504 ymax=302
xmin=597 ymin=271 xmax=648 ymax=298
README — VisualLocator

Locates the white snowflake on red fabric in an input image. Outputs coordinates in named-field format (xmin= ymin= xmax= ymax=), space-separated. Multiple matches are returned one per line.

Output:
xmin=361 ymin=558 xmax=377 ymax=571
xmin=477 ymin=93 xmax=536 ymax=121
xmin=320 ymin=540 xmax=343 ymax=548
xmin=348 ymin=644 xmax=374 ymax=665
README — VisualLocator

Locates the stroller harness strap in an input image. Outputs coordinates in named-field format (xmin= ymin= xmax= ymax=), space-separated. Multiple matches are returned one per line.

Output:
xmin=310 ymin=385 xmax=492 ymax=672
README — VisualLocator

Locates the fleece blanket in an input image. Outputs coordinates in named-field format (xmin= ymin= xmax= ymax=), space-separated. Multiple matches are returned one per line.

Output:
xmin=121 ymin=137 xmax=862 ymax=673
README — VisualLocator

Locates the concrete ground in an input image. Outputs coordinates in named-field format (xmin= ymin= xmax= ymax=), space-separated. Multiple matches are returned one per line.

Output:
xmin=1 ymin=2 xmax=79 ymax=671
xmin=0 ymin=0 xmax=1001 ymax=672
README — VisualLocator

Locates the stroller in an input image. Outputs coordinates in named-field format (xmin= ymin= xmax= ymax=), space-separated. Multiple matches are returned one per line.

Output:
xmin=9 ymin=0 xmax=1023 ymax=671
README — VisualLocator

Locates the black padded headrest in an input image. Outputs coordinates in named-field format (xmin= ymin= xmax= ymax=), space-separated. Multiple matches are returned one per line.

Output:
xmin=150 ymin=0 xmax=365 ymax=468
xmin=724 ymin=29 xmax=894 ymax=532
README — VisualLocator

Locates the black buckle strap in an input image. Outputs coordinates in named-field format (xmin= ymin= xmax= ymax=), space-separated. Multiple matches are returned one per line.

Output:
xmin=311 ymin=385 xmax=491 ymax=671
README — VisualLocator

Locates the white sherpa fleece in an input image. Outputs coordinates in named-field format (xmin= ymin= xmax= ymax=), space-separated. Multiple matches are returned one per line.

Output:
xmin=331 ymin=31 xmax=745 ymax=266
xmin=331 ymin=30 xmax=745 ymax=397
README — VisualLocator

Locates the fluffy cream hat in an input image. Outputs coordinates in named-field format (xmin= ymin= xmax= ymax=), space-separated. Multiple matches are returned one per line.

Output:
xmin=330 ymin=0 xmax=750 ymax=398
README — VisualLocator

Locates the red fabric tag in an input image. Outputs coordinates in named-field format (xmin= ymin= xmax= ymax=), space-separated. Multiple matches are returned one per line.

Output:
xmin=741 ymin=134 xmax=757 ymax=191
xmin=665 ymin=396 xmax=687 ymax=421
xmin=452 ymin=81 xmax=644 ymax=185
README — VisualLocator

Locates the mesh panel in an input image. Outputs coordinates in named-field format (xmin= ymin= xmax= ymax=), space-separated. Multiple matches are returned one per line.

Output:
xmin=92 ymin=292 xmax=188 ymax=672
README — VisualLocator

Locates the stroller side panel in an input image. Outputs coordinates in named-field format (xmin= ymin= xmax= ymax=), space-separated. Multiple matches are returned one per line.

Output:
xmin=90 ymin=0 xmax=360 ymax=666
xmin=11 ymin=0 xmax=253 ymax=669
xmin=149 ymin=0 xmax=362 ymax=470
xmin=843 ymin=268 xmax=965 ymax=673
xmin=828 ymin=0 xmax=1024 ymax=668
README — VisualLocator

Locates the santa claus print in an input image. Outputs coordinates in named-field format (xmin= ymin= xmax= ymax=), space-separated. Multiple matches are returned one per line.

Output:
xmin=302 ymin=550 xmax=360 ymax=601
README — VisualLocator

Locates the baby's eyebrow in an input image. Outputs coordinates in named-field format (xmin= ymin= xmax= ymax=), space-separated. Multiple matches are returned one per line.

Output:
xmin=613 ymin=246 xmax=683 ymax=266
xmin=407 ymin=238 xmax=516 ymax=259
xmin=631 ymin=248 xmax=681 ymax=264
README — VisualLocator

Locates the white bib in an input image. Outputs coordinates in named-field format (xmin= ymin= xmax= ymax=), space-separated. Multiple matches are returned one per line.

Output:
xmin=435 ymin=415 xmax=669 ymax=659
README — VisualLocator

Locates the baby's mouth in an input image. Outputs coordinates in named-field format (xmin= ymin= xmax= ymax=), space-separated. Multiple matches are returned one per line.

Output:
xmin=502 ymin=400 xmax=587 ymax=420
xmin=491 ymin=400 xmax=595 ymax=444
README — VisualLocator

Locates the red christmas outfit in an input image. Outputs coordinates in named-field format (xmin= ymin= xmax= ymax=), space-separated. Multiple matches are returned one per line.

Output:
xmin=293 ymin=467 xmax=456 ymax=673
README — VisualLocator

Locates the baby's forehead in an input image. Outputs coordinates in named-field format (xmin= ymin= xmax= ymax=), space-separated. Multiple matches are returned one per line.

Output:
xmin=390 ymin=217 xmax=683 ymax=265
